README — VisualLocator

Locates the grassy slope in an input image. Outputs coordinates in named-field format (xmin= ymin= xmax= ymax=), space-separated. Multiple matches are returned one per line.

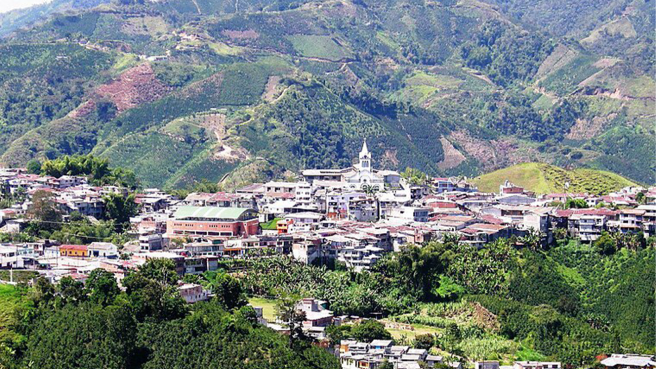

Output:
xmin=473 ymin=162 xmax=637 ymax=194
xmin=388 ymin=301 xmax=546 ymax=363
xmin=248 ymin=297 xmax=279 ymax=322
xmin=0 ymin=284 xmax=31 ymax=344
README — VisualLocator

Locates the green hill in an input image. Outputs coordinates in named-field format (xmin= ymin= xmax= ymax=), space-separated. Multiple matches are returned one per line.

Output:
xmin=473 ymin=162 xmax=638 ymax=194
xmin=0 ymin=0 xmax=652 ymax=188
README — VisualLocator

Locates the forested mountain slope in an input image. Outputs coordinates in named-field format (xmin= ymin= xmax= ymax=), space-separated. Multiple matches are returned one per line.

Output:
xmin=0 ymin=0 xmax=653 ymax=188
xmin=0 ymin=0 xmax=112 ymax=38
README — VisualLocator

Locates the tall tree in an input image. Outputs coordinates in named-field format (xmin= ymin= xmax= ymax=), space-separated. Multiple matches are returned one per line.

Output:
xmin=103 ymin=193 xmax=138 ymax=231
xmin=206 ymin=272 xmax=247 ymax=310
xmin=27 ymin=190 xmax=62 ymax=232
xmin=350 ymin=319 xmax=392 ymax=342
xmin=30 ymin=276 xmax=55 ymax=308
xmin=86 ymin=269 xmax=120 ymax=307
xmin=275 ymin=294 xmax=307 ymax=348
xmin=57 ymin=276 xmax=86 ymax=305
xmin=122 ymin=259 xmax=186 ymax=321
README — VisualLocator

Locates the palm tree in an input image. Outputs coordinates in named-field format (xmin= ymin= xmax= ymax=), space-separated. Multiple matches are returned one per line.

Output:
xmin=519 ymin=228 xmax=544 ymax=251
xmin=609 ymin=231 xmax=624 ymax=249
xmin=361 ymin=184 xmax=377 ymax=197
xmin=442 ymin=233 xmax=461 ymax=247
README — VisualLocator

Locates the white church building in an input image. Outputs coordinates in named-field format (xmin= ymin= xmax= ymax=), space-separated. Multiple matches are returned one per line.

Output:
xmin=302 ymin=140 xmax=401 ymax=191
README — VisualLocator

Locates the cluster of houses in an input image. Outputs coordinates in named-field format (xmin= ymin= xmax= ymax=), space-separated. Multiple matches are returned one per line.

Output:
xmin=1 ymin=141 xmax=655 ymax=281
xmin=340 ymin=339 xmax=446 ymax=369
xmin=0 ymin=142 xmax=655 ymax=366
xmin=339 ymin=343 xmax=564 ymax=369
xmin=335 ymin=352 xmax=656 ymax=369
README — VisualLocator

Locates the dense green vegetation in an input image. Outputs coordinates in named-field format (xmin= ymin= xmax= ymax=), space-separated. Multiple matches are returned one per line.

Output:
xmin=0 ymin=0 xmax=651 ymax=187
xmin=0 ymin=160 xmax=652 ymax=366
xmin=0 ymin=285 xmax=32 ymax=346
xmin=461 ymin=20 xmax=554 ymax=88
xmin=0 ymin=259 xmax=339 ymax=369
xmin=0 ymin=0 xmax=110 ymax=38
xmin=39 ymin=154 xmax=139 ymax=189
xmin=0 ymin=44 xmax=113 ymax=160
xmin=239 ymin=236 xmax=655 ymax=364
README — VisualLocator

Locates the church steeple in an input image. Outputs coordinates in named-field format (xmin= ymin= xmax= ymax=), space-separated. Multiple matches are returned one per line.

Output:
xmin=358 ymin=139 xmax=371 ymax=170
xmin=359 ymin=139 xmax=370 ymax=159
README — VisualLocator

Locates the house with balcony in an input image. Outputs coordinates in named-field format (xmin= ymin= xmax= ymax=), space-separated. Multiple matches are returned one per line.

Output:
xmin=572 ymin=214 xmax=606 ymax=242
xmin=619 ymin=209 xmax=646 ymax=234
xmin=337 ymin=244 xmax=385 ymax=272
xmin=340 ymin=340 xmax=450 ymax=369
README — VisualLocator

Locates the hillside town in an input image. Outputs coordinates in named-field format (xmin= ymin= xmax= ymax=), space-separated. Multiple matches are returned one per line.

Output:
xmin=1 ymin=142 xmax=653 ymax=273
xmin=0 ymin=142 xmax=654 ymax=368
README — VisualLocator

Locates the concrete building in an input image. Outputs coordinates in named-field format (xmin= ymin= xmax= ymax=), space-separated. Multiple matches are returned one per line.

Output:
xmin=600 ymin=355 xmax=656 ymax=369
xmin=167 ymin=206 xmax=259 ymax=239
xmin=88 ymin=242 xmax=119 ymax=258
xmin=177 ymin=283 xmax=208 ymax=304
xmin=388 ymin=206 xmax=430 ymax=223
xmin=302 ymin=140 xmax=401 ymax=191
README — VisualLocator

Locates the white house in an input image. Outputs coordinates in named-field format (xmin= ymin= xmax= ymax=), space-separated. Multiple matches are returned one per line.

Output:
xmin=177 ymin=283 xmax=208 ymax=304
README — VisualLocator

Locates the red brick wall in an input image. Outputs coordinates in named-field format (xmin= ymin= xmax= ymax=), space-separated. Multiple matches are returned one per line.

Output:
xmin=167 ymin=219 xmax=259 ymax=238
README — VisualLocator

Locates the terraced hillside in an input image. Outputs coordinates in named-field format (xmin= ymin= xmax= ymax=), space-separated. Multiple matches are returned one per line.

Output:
xmin=472 ymin=162 xmax=638 ymax=194
xmin=0 ymin=0 xmax=653 ymax=188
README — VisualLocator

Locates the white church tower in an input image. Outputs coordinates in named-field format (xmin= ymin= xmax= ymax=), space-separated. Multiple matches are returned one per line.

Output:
xmin=358 ymin=139 xmax=371 ymax=172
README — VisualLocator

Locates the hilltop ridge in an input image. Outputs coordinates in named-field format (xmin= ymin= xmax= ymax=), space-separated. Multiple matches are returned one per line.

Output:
xmin=0 ymin=0 xmax=653 ymax=188
xmin=473 ymin=162 xmax=639 ymax=194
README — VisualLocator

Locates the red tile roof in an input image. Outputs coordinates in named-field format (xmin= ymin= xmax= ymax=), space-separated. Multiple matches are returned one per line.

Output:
xmin=60 ymin=244 xmax=87 ymax=251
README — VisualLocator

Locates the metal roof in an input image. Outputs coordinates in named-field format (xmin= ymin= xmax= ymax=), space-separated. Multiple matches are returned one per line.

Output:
xmin=601 ymin=355 xmax=656 ymax=367
xmin=173 ymin=206 xmax=253 ymax=220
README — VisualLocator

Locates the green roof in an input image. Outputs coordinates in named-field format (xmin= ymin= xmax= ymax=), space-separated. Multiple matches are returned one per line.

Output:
xmin=174 ymin=206 xmax=254 ymax=220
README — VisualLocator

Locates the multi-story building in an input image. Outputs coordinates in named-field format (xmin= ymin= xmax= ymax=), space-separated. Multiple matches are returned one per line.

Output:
xmin=182 ymin=241 xmax=223 ymax=256
xmin=619 ymin=209 xmax=646 ymax=233
xmin=166 ymin=206 xmax=259 ymax=239
xmin=139 ymin=232 xmax=164 ymax=252
xmin=0 ymin=245 xmax=25 ymax=268
xmin=574 ymin=214 xmax=606 ymax=242
xmin=340 ymin=340 xmax=445 ymax=369
xmin=337 ymin=244 xmax=385 ymax=272
xmin=348 ymin=198 xmax=378 ymax=222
